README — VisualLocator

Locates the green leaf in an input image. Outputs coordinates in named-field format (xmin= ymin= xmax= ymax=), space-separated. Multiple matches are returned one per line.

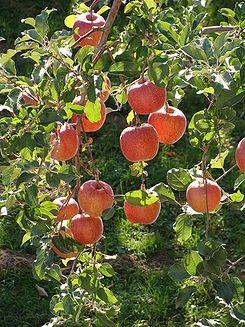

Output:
xmin=176 ymin=286 xmax=196 ymax=308
xmin=25 ymin=184 xmax=38 ymax=207
xmin=210 ymin=150 xmax=229 ymax=169
xmin=1 ymin=49 xmax=17 ymax=65
xmin=167 ymin=168 xmax=192 ymax=191
xmin=16 ymin=172 xmax=37 ymax=188
xmin=184 ymin=250 xmax=203 ymax=275
xmin=168 ymin=262 xmax=190 ymax=281
xmin=234 ymin=174 xmax=245 ymax=190
xmin=216 ymin=277 xmax=244 ymax=304
xmin=58 ymin=165 xmax=78 ymax=183
xmin=116 ymin=90 xmax=128 ymax=104
xmin=46 ymin=171 xmax=60 ymax=188
xmin=109 ymin=62 xmax=141 ymax=77
xmin=85 ymin=99 xmax=101 ymax=123
xmin=98 ymin=287 xmax=118 ymax=304
xmin=21 ymin=17 xmax=36 ymax=27
xmin=22 ymin=232 xmax=31 ymax=245
xmin=102 ymin=207 xmax=115 ymax=220
xmin=173 ymin=214 xmax=193 ymax=244
xmin=230 ymin=190 xmax=244 ymax=202
xmin=64 ymin=102 xmax=85 ymax=114
xmin=197 ymin=87 xmax=214 ymax=95
xmin=100 ymin=262 xmax=115 ymax=277
xmin=150 ymin=182 xmax=176 ymax=203
xmin=124 ymin=190 xmax=159 ymax=206
xmin=126 ymin=110 xmax=134 ymax=124
xmin=148 ymin=61 xmax=169 ymax=88
xmin=219 ymin=8 xmax=235 ymax=19
xmin=35 ymin=9 xmax=56 ymax=37
xmin=47 ymin=264 xmax=61 ymax=282
xmin=97 ymin=5 xmax=110 ymax=15
xmin=143 ymin=0 xmax=156 ymax=10
xmin=64 ymin=15 xmax=77 ymax=28
xmin=182 ymin=43 xmax=207 ymax=61
xmin=230 ymin=302 xmax=245 ymax=322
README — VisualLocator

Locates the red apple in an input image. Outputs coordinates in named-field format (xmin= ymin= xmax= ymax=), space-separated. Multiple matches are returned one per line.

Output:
xmin=73 ymin=12 xmax=105 ymax=47
xmin=235 ymin=137 xmax=245 ymax=172
xmin=78 ymin=180 xmax=114 ymax=216
xmin=53 ymin=197 xmax=79 ymax=221
xmin=51 ymin=122 xmax=79 ymax=161
xmin=120 ymin=123 xmax=159 ymax=162
xmin=148 ymin=105 xmax=187 ymax=144
xmin=71 ymin=95 xmax=106 ymax=132
xmin=124 ymin=200 xmax=161 ymax=224
xmin=71 ymin=214 xmax=103 ymax=245
xmin=186 ymin=179 xmax=221 ymax=213
xmin=127 ymin=77 xmax=166 ymax=114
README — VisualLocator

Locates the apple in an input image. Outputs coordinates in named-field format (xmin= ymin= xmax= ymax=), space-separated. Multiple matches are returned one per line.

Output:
xmin=71 ymin=95 xmax=106 ymax=132
xmin=22 ymin=91 xmax=39 ymax=106
xmin=127 ymin=77 xmax=166 ymax=114
xmin=53 ymin=197 xmax=79 ymax=221
xmin=51 ymin=122 xmax=79 ymax=161
xmin=51 ymin=228 xmax=78 ymax=258
xmin=186 ymin=179 xmax=221 ymax=213
xmin=72 ymin=12 xmax=105 ymax=47
xmin=78 ymin=180 xmax=114 ymax=216
xmin=120 ymin=123 xmax=159 ymax=162
xmin=235 ymin=137 xmax=245 ymax=172
xmin=124 ymin=200 xmax=161 ymax=224
xmin=148 ymin=105 xmax=187 ymax=144
xmin=71 ymin=214 xmax=103 ymax=245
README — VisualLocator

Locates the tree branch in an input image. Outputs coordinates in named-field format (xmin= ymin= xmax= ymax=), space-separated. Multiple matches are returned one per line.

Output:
xmin=201 ymin=26 xmax=235 ymax=34
xmin=92 ymin=0 xmax=122 ymax=65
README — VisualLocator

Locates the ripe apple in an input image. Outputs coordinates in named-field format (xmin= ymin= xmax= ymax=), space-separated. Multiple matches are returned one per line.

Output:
xmin=148 ymin=105 xmax=187 ymax=144
xmin=186 ymin=179 xmax=221 ymax=213
xmin=235 ymin=137 xmax=245 ymax=172
xmin=100 ymin=75 xmax=111 ymax=102
xmin=71 ymin=95 xmax=106 ymax=132
xmin=53 ymin=197 xmax=79 ymax=221
xmin=120 ymin=123 xmax=159 ymax=162
xmin=127 ymin=77 xmax=166 ymax=114
xmin=124 ymin=200 xmax=161 ymax=224
xmin=51 ymin=122 xmax=79 ymax=161
xmin=22 ymin=91 xmax=39 ymax=106
xmin=78 ymin=180 xmax=114 ymax=216
xmin=72 ymin=12 xmax=105 ymax=47
xmin=71 ymin=214 xmax=103 ymax=245
xmin=51 ymin=229 xmax=78 ymax=258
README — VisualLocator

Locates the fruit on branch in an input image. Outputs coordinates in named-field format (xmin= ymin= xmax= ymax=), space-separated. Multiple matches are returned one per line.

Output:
xmin=71 ymin=214 xmax=103 ymax=245
xmin=22 ymin=90 xmax=39 ymax=106
xmin=78 ymin=180 xmax=114 ymax=216
xmin=127 ymin=77 xmax=166 ymax=114
xmin=72 ymin=12 xmax=105 ymax=47
xmin=124 ymin=200 xmax=161 ymax=224
xmin=53 ymin=197 xmax=79 ymax=221
xmin=186 ymin=179 xmax=221 ymax=213
xmin=120 ymin=123 xmax=159 ymax=162
xmin=235 ymin=137 xmax=245 ymax=172
xmin=100 ymin=75 xmax=111 ymax=102
xmin=148 ymin=105 xmax=187 ymax=144
xmin=50 ymin=122 xmax=79 ymax=161
xmin=71 ymin=95 xmax=106 ymax=132
xmin=51 ymin=228 xmax=78 ymax=258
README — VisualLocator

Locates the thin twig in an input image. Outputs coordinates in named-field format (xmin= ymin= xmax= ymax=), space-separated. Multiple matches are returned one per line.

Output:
xmin=201 ymin=25 xmax=235 ymax=34
xmin=72 ymin=26 xmax=103 ymax=48
xmin=92 ymin=0 xmax=122 ymax=65
xmin=215 ymin=164 xmax=237 ymax=182
xmin=202 ymin=147 xmax=210 ymax=241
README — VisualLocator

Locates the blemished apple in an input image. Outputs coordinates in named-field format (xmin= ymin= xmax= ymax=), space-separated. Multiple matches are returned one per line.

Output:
xmin=148 ymin=105 xmax=187 ymax=144
xmin=186 ymin=179 xmax=221 ymax=213
xmin=22 ymin=91 xmax=39 ymax=106
xmin=71 ymin=95 xmax=106 ymax=132
xmin=120 ymin=123 xmax=159 ymax=162
xmin=124 ymin=200 xmax=161 ymax=224
xmin=235 ymin=137 xmax=245 ymax=172
xmin=53 ymin=197 xmax=79 ymax=221
xmin=51 ymin=122 xmax=79 ymax=161
xmin=73 ymin=12 xmax=105 ymax=47
xmin=78 ymin=180 xmax=114 ymax=216
xmin=71 ymin=214 xmax=103 ymax=245
xmin=127 ymin=77 xmax=166 ymax=114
